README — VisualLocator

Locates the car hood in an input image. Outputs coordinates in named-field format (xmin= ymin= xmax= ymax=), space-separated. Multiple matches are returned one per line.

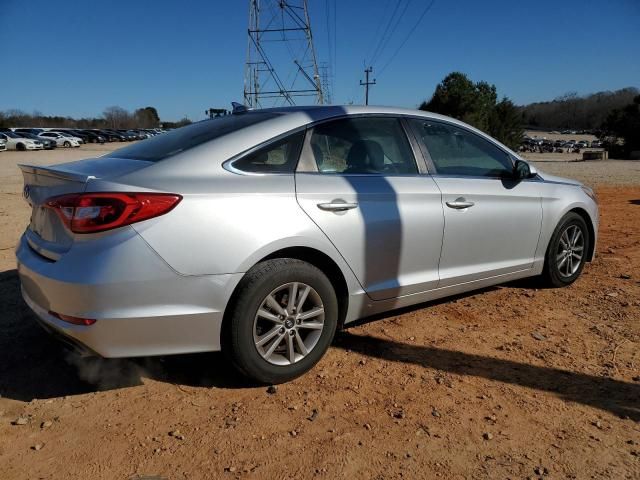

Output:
xmin=537 ymin=169 xmax=582 ymax=186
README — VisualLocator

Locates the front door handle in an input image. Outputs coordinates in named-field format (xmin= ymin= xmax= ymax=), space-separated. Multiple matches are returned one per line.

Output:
xmin=446 ymin=197 xmax=475 ymax=209
xmin=317 ymin=201 xmax=359 ymax=212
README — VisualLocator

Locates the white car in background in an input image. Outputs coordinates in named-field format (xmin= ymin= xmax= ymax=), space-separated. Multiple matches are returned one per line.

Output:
xmin=51 ymin=131 xmax=85 ymax=144
xmin=0 ymin=131 xmax=44 ymax=151
xmin=0 ymin=136 xmax=6 ymax=152
xmin=38 ymin=131 xmax=81 ymax=148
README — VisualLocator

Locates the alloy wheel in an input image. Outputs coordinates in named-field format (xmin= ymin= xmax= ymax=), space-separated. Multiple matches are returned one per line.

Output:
xmin=253 ymin=282 xmax=324 ymax=366
xmin=556 ymin=224 xmax=584 ymax=277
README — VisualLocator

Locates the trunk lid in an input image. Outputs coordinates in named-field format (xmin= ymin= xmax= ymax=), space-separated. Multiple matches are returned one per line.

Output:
xmin=19 ymin=157 xmax=152 ymax=260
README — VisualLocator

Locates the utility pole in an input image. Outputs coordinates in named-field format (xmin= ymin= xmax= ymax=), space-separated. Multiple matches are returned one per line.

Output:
xmin=360 ymin=66 xmax=376 ymax=105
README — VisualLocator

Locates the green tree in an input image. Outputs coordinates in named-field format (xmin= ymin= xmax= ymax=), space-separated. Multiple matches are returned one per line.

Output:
xmin=488 ymin=98 xmax=524 ymax=150
xmin=420 ymin=72 xmax=522 ymax=149
xmin=134 ymin=107 xmax=161 ymax=128
xmin=602 ymin=95 xmax=640 ymax=158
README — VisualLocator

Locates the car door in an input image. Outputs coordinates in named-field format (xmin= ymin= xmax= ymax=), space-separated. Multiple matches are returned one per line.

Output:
xmin=295 ymin=116 xmax=444 ymax=301
xmin=408 ymin=118 xmax=543 ymax=287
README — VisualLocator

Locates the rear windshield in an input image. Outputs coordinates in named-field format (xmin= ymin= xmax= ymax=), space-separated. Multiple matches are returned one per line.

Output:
xmin=106 ymin=113 xmax=278 ymax=162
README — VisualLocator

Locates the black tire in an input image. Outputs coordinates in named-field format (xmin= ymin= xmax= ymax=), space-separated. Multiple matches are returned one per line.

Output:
xmin=16 ymin=143 xmax=26 ymax=151
xmin=542 ymin=212 xmax=590 ymax=287
xmin=63 ymin=141 xmax=71 ymax=148
xmin=223 ymin=258 xmax=338 ymax=384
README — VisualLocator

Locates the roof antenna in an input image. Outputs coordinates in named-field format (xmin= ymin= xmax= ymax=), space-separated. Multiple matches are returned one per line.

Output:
xmin=231 ymin=102 xmax=248 ymax=114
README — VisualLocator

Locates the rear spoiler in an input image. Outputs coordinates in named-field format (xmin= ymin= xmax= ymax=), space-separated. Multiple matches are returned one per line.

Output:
xmin=18 ymin=164 xmax=95 ymax=183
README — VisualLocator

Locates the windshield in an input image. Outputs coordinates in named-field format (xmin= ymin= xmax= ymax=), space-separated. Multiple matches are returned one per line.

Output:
xmin=106 ymin=113 xmax=278 ymax=162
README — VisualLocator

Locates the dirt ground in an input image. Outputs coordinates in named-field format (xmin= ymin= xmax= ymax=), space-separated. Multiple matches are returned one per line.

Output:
xmin=0 ymin=146 xmax=639 ymax=479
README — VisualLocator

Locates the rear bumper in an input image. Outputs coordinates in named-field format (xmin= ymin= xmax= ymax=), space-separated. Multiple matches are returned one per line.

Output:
xmin=16 ymin=230 xmax=243 ymax=357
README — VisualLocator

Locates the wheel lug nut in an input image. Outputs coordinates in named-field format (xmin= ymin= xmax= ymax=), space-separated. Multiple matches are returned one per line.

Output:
xmin=279 ymin=327 xmax=285 ymax=334
xmin=296 ymin=319 xmax=301 ymax=324
xmin=289 ymin=330 xmax=295 ymax=336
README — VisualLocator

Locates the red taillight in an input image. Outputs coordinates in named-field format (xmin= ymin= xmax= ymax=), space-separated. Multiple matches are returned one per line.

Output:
xmin=44 ymin=192 xmax=182 ymax=233
xmin=49 ymin=311 xmax=96 ymax=326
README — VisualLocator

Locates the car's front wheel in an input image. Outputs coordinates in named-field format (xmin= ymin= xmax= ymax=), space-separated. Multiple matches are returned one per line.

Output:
xmin=223 ymin=258 xmax=338 ymax=384
xmin=542 ymin=212 xmax=590 ymax=287
xmin=63 ymin=141 xmax=71 ymax=148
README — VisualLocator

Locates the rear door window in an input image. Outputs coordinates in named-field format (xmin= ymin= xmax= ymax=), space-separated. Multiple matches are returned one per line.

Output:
xmin=308 ymin=117 xmax=417 ymax=174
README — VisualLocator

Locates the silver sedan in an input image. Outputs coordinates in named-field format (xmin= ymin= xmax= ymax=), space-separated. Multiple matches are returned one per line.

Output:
xmin=17 ymin=105 xmax=598 ymax=383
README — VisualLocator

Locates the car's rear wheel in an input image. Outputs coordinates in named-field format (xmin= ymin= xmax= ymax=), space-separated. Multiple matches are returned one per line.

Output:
xmin=16 ymin=143 xmax=26 ymax=151
xmin=542 ymin=212 xmax=590 ymax=287
xmin=223 ymin=258 xmax=338 ymax=384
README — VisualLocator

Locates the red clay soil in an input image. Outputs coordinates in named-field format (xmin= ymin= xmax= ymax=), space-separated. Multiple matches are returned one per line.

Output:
xmin=0 ymin=186 xmax=638 ymax=480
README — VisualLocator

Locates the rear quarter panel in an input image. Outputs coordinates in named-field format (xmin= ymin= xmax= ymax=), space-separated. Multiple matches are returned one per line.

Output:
xmin=110 ymin=172 xmax=363 ymax=297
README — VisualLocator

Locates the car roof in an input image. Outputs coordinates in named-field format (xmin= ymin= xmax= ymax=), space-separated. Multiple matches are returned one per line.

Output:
xmin=255 ymin=104 xmax=455 ymax=124
xmin=249 ymin=105 xmax=517 ymax=155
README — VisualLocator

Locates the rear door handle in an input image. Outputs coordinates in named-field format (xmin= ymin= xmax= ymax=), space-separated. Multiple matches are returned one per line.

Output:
xmin=317 ymin=201 xmax=358 ymax=212
xmin=446 ymin=197 xmax=475 ymax=209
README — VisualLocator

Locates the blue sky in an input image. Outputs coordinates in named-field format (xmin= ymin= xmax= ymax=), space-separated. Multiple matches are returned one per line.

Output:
xmin=1 ymin=0 xmax=638 ymax=121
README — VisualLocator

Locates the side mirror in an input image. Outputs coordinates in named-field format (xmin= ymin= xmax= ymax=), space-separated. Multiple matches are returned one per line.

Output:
xmin=514 ymin=159 xmax=537 ymax=180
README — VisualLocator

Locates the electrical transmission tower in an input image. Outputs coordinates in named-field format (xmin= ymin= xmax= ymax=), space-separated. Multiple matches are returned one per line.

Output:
xmin=244 ymin=0 xmax=324 ymax=108
xmin=319 ymin=62 xmax=332 ymax=104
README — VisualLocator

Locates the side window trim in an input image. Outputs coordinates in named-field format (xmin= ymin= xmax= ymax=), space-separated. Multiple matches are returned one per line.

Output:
xmin=408 ymin=117 xmax=515 ymax=179
xmin=297 ymin=127 xmax=319 ymax=172
xmin=223 ymin=127 xmax=306 ymax=176
xmin=296 ymin=115 xmax=420 ymax=176
xmin=399 ymin=116 xmax=430 ymax=175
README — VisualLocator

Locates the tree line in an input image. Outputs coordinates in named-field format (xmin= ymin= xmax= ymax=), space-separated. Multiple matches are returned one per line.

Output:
xmin=420 ymin=72 xmax=639 ymax=158
xmin=519 ymin=87 xmax=638 ymax=131
xmin=0 ymin=106 xmax=192 ymax=130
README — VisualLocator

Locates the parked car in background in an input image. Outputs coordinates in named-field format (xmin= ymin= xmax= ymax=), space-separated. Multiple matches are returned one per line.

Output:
xmin=66 ymin=129 xmax=105 ymax=144
xmin=38 ymin=131 xmax=80 ymax=148
xmin=0 ymin=137 xmax=6 ymax=152
xmin=0 ymin=131 xmax=44 ymax=150
xmin=14 ymin=128 xmax=45 ymax=136
xmin=51 ymin=131 xmax=84 ymax=144
xmin=132 ymin=129 xmax=152 ymax=139
xmin=120 ymin=130 xmax=139 ymax=141
xmin=15 ymin=105 xmax=599 ymax=384
xmin=15 ymin=132 xmax=57 ymax=150
xmin=56 ymin=130 xmax=90 ymax=144
xmin=101 ymin=129 xmax=129 ymax=142
xmin=80 ymin=130 xmax=106 ymax=143
xmin=89 ymin=129 xmax=116 ymax=142
xmin=590 ymin=140 xmax=603 ymax=148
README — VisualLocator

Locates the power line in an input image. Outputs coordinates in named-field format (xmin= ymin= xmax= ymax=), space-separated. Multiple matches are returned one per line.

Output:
xmin=367 ymin=0 xmax=405 ymax=67
xmin=377 ymin=0 xmax=437 ymax=76
xmin=370 ymin=0 xmax=413 ymax=67
xmin=332 ymin=0 xmax=336 ymax=90
xmin=325 ymin=0 xmax=335 ymax=101
xmin=364 ymin=0 xmax=392 ymax=63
